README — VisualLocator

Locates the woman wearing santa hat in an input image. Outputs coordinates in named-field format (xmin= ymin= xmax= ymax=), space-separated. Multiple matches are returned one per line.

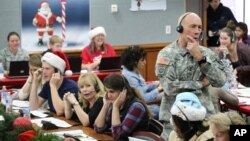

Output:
xmin=81 ymin=26 xmax=117 ymax=71
xmin=29 ymin=51 xmax=78 ymax=116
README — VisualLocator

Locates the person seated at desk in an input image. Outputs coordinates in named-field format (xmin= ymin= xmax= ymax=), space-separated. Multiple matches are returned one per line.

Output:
xmin=217 ymin=27 xmax=250 ymax=87
xmin=18 ymin=54 xmax=45 ymax=101
xmin=169 ymin=92 xmax=214 ymax=141
xmin=29 ymin=51 xmax=77 ymax=115
xmin=42 ymin=35 xmax=63 ymax=55
xmin=64 ymin=72 xmax=105 ymax=127
xmin=81 ymin=26 xmax=117 ymax=71
xmin=0 ymin=31 xmax=29 ymax=73
xmin=235 ymin=22 xmax=250 ymax=45
xmin=209 ymin=111 xmax=246 ymax=141
xmin=121 ymin=45 xmax=162 ymax=119
xmin=94 ymin=74 xmax=151 ymax=140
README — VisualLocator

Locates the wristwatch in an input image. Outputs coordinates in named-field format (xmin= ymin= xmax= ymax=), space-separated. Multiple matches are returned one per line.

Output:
xmin=198 ymin=56 xmax=207 ymax=66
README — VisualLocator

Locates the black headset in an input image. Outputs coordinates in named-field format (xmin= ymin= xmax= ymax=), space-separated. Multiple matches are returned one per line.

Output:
xmin=176 ymin=12 xmax=192 ymax=33
xmin=175 ymin=104 xmax=194 ymax=135
xmin=176 ymin=12 xmax=203 ymax=40
xmin=230 ymin=30 xmax=236 ymax=43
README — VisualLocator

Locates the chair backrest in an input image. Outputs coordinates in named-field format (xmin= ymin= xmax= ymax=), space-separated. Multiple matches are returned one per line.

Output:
xmin=148 ymin=118 xmax=164 ymax=136
xmin=132 ymin=131 xmax=164 ymax=141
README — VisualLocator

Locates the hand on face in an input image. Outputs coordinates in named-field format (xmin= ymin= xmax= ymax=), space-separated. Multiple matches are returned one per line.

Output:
xmin=33 ymin=68 xmax=42 ymax=82
xmin=186 ymin=35 xmax=203 ymax=61
xmin=49 ymin=72 xmax=61 ymax=87
xmin=103 ymin=92 xmax=112 ymax=106
xmin=113 ymin=89 xmax=127 ymax=108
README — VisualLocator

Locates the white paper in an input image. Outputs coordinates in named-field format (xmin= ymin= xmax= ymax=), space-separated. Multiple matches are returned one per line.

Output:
xmin=31 ymin=117 xmax=72 ymax=128
xmin=50 ymin=130 xmax=97 ymax=141
xmin=128 ymin=137 xmax=148 ymax=141
xmin=238 ymin=97 xmax=250 ymax=105
xmin=12 ymin=100 xmax=29 ymax=108
xmin=31 ymin=110 xmax=49 ymax=118
xmin=231 ymin=88 xmax=250 ymax=98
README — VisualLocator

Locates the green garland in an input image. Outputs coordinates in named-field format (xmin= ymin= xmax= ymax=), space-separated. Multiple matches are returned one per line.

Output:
xmin=0 ymin=104 xmax=63 ymax=141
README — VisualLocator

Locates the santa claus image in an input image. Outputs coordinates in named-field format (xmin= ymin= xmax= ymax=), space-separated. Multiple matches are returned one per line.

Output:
xmin=33 ymin=1 xmax=62 ymax=46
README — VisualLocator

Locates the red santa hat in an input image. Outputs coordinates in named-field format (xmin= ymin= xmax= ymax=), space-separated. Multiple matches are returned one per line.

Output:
xmin=88 ymin=26 xmax=107 ymax=40
xmin=41 ymin=51 xmax=73 ymax=76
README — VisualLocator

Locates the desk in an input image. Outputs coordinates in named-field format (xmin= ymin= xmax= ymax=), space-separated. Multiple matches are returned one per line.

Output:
xmin=0 ymin=71 xmax=121 ymax=89
xmin=36 ymin=115 xmax=113 ymax=141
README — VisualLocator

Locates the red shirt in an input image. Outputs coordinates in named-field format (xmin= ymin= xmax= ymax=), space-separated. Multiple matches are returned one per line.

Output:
xmin=81 ymin=43 xmax=117 ymax=64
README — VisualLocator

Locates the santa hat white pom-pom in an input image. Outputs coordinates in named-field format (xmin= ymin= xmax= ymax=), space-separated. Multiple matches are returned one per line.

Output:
xmin=65 ymin=70 xmax=73 ymax=76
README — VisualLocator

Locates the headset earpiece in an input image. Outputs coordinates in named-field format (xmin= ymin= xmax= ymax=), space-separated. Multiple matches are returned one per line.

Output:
xmin=231 ymin=31 xmax=236 ymax=42
xmin=176 ymin=25 xmax=184 ymax=33
xmin=199 ymin=32 xmax=203 ymax=41
xmin=176 ymin=12 xmax=192 ymax=33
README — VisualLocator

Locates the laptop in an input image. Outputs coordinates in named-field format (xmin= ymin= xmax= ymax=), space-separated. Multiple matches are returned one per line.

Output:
xmin=7 ymin=61 xmax=29 ymax=78
xmin=98 ymin=56 xmax=121 ymax=72
xmin=68 ymin=56 xmax=82 ymax=74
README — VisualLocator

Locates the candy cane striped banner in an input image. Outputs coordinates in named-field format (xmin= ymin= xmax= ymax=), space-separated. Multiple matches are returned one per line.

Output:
xmin=61 ymin=0 xmax=66 ymax=44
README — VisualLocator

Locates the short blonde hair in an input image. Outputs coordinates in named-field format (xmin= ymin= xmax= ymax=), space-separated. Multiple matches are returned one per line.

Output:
xmin=77 ymin=72 xmax=105 ymax=108
xmin=209 ymin=111 xmax=246 ymax=133
xmin=49 ymin=35 xmax=63 ymax=45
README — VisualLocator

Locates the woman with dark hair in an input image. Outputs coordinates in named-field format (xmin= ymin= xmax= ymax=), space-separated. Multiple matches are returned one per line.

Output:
xmin=235 ymin=22 xmax=250 ymax=45
xmin=94 ymin=74 xmax=151 ymax=140
xmin=0 ymin=31 xmax=29 ymax=72
xmin=121 ymin=45 xmax=162 ymax=119
xmin=169 ymin=92 xmax=213 ymax=141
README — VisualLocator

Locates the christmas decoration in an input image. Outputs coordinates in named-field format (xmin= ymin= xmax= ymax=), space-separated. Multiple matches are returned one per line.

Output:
xmin=0 ymin=104 xmax=64 ymax=141
xmin=33 ymin=1 xmax=62 ymax=46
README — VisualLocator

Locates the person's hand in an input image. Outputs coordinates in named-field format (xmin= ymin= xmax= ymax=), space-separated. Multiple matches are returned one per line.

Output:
xmin=186 ymin=35 xmax=203 ymax=61
xmin=113 ymin=89 xmax=127 ymax=108
xmin=50 ymin=72 xmax=61 ymax=87
xmin=33 ymin=68 xmax=42 ymax=82
xmin=227 ymin=42 xmax=237 ymax=54
xmin=208 ymin=30 xmax=214 ymax=37
xmin=103 ymin=92 xmax=112 ymax=106
xmin=93 ymin=55 xmax=102 ymax=65
xmin=63 ymin=92 xmax=77 ymax=104
xmin=201 ymin=77 xmax=210 ymax=88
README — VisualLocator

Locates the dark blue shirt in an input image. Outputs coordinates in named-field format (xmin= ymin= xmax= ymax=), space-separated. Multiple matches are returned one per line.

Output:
xmin=39 ymin=78 xmax=78 ymax=112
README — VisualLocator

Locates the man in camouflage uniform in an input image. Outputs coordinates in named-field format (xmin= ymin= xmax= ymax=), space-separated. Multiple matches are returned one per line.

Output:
xmin=155 ymin=12 xmax=227 ymax=140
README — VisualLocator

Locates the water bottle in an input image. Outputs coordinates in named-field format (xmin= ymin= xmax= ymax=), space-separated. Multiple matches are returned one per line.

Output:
xmin=5 ymin=94 xmax=13 ymax=113
xmin=22 ymin=108 xmax=31 ymax=120
xmin=1 ymin=86 xmax=7 ymax=105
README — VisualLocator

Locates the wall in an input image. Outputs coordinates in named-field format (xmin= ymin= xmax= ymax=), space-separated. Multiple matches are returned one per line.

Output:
xmin=0 ymin=0 xmax=184 ymax=49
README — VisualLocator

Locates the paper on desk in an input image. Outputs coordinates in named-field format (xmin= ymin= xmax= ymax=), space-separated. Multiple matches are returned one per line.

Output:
xmin=50 ymin=130 xmax=97 ymax=141
xmin=128 ymin=137 xmax=148 ymax=141
xmin=238 ymin=97 xmax=250 ymax=105
xmin=31 ymin=110 xmax=49 ymax=118
xmin=12 ymin=100 xmax=29 ymax=108
xmin=231 ymin=88 xmax=250 ymax=98
xmin=31 ymin=117 xmax=72 ymax=128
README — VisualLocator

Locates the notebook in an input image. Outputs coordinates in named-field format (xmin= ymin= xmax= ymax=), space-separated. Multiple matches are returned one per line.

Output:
xmin=98 ymin=56 xmax=121 ymax=72
xmin=7 ymin=61 xmax=29 ymax=78
xmin=68 ymin=57 xmax=82 ymax=74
